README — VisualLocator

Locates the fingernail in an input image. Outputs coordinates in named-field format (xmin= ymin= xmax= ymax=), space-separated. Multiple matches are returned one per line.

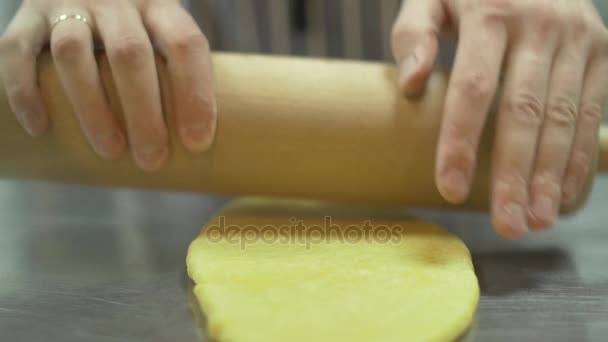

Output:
xmin=562 ymin=176 xmax=578 ymax=203
xmin=182 ymin=123 xmax=212 ymax=152
xmin=95 ymin=132 xmax=125 ymax=159
xmin=530 ymin=195 xmax=555 ymax=228
xmin=439 ymin=168 xmax=468 ymax=203
xmin=497 ymin=203 xmax=528 ymax=239
xmin=135 ymin=145 xmax=168 ymax=171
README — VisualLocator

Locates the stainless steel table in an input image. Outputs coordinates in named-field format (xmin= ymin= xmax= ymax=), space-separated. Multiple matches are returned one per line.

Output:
xmin=0 ymin=178 xmax=606 ymax=342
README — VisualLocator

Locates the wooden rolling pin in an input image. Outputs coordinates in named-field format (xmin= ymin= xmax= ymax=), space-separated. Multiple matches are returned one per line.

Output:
xmin=0 ymin=51 xmax=605 ymax=212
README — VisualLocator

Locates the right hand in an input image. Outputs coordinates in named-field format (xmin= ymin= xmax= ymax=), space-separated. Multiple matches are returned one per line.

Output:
xmin=0 ymin=0 xmax=217 ymax=171
xmin=392 ymin=0 xmax=608 ymax=239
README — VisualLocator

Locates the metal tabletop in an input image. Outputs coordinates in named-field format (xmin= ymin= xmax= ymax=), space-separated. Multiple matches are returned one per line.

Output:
xmin=0 ymin=178 xmax=606 ymax=342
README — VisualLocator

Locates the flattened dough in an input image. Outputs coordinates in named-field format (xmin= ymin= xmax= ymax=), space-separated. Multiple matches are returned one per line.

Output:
xmin=187 ymin=198 xmax=479 ymax=342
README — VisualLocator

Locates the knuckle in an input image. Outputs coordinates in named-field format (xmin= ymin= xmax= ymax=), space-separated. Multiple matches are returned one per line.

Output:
xmin=579 ymin=102 xmax=604 ymax=125
xmin=506 ymin=92 xmax=544 ymax=126
xmin=52 ymin=35 xmax=87 ymax=62
xmin=441 ymin=122 xmax=477 ymax=167
xmin=391 ymin=24 xmax=415 ymax=42
xmin=529 ymin=6 xmax=559 ymax=35
xmin=454 ymin=71 xmax=495 ymax=100
xmin=109 ymin=36 xmax=152 ymax=68
xmin=484 ymin=0 xmax=514 ymax=11
xmin=570 ymin=150 xmax=592 ymax=171
xmin=188 ymin=93 xmax=215 ymax=112
xmin=567 ymin=150 xmax=593 ymax=183
xmin=494 ymin=172 xmax=528 ymax=198
xmin=391 ymin=24 xmax=435 ymax=58
xmin=465 ymin=0 xmax=511 ymax=13
xmin=532 ymin=172 xmax=561 ymax=195
xmin=443 ymin=137 xmax=476 ymax=166
xmin=546 ymin=97 xmax=578 ymax=128
xmin=170 ymin=32 xmax=209 ymax=57
xmin=530 ymin=5 xmax=558 ymax=23
xmin=568 ymin=14 xmax=590 ymax=37
xmin=477 ymin=0 xmax=514 ymax=22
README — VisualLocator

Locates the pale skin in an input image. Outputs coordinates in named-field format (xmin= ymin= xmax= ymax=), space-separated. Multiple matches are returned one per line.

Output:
xmin=0 ymin=0 xmax=216 ymax=171
xmin=1 ymin=0 xmax=606 ymax=240
xmin=392 ymin=0 xmax=608 ymax=239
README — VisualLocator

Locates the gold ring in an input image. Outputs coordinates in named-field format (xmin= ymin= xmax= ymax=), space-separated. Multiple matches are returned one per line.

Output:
xmin=51 ymin=14 xmax=91 ymax=29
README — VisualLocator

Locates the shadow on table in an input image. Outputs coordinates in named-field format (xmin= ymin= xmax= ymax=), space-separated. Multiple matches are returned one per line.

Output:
xmin=473 ymin=248 xmax=571 ymax=296
xmin=186 ymin=276 xmax=216 ymax=342
xmin=466 ymin=247 xmax=595 ymax=342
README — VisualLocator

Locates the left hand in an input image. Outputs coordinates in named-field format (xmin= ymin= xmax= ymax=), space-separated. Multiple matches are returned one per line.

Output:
xmin=391 ymin=0 xmax=608 ymax=239
xmin=0 ymin=0 xmax=217 ymax=171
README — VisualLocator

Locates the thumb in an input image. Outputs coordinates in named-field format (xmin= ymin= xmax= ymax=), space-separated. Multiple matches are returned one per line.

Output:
xmin=391 ymin=0 xmax=446 ymax=96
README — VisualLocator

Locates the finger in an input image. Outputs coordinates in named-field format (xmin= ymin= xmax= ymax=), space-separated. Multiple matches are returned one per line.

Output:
xmin=528 ymin=30 xmax=590 ymax=230
xmin=491 ymin=31 xmax=559 ymax=240
xmin=50 ymin=10 xmax=126 ymax=159
xmin=95 ymin=2 xmax=168 ymax=171
xmin=144 ymin=2 xmax=216 ymax=153
xmin=562 ymin=42 xmax=608 ymax=205
xmin=0 ymin=9 xmax=49 ymax=136
xmin=391 ymin=0 xmax=444 ymax=96
xmin=435 ymin=12 xmax=507 ymax=203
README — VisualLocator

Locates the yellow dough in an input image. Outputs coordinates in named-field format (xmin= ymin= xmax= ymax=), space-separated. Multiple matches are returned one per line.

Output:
xmin=187 ymin=198 xmax=479 ymax=342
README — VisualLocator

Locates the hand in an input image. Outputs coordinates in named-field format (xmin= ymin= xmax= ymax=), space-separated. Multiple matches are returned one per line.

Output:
xmin=0 ymin=0 xmax=217 ymax=171
xmin=392 ymin=0 xmax=608 ymax=239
